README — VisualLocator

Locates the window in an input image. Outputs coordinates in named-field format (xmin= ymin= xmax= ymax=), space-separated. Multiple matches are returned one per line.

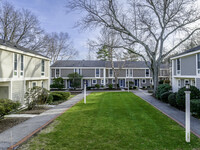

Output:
xmin=32 ymin=82 xmax=37 ymax=87
xmin=74 ymin=68 xmax=82 ymax=75
xmin=92 ymin=79 xmax=97 ymax=84
xmin=142 ymin=79 xmax=146 ymax=84
xmin=178 ymin=79 xmax=181 ymax=89
xmin=126 ymin=69 xmax=133 ymax=77
xmin=145 ymin=69 xmax=150 ymax=77
xmin=197 ymin=54 xmax=200 ymax=74
xmin=112 ymin=79 xmax=115 ymax=84
xmin=191 ymin=80 xmax=195 ymax=86
xmin=14 ymin=53 xmax=17 ymax=76
xmin=101 ymin=79 xmax=104 ymax=84
xmin=96 ymin=69 xmax=100 ymax=77
xmin=41 ymin=81 xmax=44 ymax=88
xmin=176 ymin=58 xmax=181 ymax=75
xmin=106 ymin=79 xmax=108 ymax=84
xmin=41 ymin=60 xmax=45 ymax=76
xmin=150 ymin=79 xmax=153 ymax=83
xmin=109 ymin=69 xmax=113 ymax=77
xmin=51 ymin=69 xmax=55 ymax=77
xmin=56 ymin=69 xmax=60 ymax=77
xmin=184 ymin=79 xmax=189 ymax=86
xmin=20 ymin=55 xmax=24 ymax=76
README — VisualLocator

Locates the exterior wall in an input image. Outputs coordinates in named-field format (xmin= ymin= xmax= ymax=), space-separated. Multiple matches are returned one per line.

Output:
xmin=180 ymin=55 xmax=196 ymax=76
xmin=82 ymin=69 xmax=95 ymax=77
xmin=12 ymin=80 xmax=25 ymax=103
xmin=0 ymin=50 xmax=13 ymax=78
xmin=61 ymin=69 xmax=74 ymax=77
xmin=116 ymin=69 xmax=126 ymax=77
xmin=196 ymin=78 xmax=200 ymax=90
xmin=133 ymin=69 xmax=145 ymax=77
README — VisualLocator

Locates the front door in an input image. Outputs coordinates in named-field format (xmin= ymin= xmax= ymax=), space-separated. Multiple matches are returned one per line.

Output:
xmin=135 ymin=79 xmax=139 ymax=87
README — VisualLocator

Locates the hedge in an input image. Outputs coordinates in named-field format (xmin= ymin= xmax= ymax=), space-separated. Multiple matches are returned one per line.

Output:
xmin=160 ymin=92 xmax=172 ymax=103
xmin=191 ymin=99 xmax=200 ymax=117
xmin=0 ymin=99 xmax=20 ymax=117
xmin=50 ymin=92 xmax=71 ymax=101
xmin=168 ymin=93 xmax=177 ymax=107
xmin=156 ymin=84 xmax=172 ymax=100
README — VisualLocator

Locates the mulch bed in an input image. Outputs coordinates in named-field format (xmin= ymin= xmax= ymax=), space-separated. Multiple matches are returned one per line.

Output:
xmin=16 ymin=107 xmax=50 ymax=115
xmin=0 ymin=117 xmax=29 ymax=134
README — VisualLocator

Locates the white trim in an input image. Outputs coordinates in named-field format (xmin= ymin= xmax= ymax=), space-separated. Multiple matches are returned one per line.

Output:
xmin=171 ymin=49 xmax=200 ymax=60
xmin=0 ymin=45 xmax=50 ymax=61
xmin=95 ymin=68 xmax=100 ymax=78
xmin=13 ymin=53 xmax=18 ymax=77
xmin=20 ymin=54 xmax=24 ymax=77
xmin=176 ymin=58 xmax=181 ymax=75
xmin=112 ymin=79 xmax=115 ymax=84
xmin=92 ymin=79 xmax=97 ymax=84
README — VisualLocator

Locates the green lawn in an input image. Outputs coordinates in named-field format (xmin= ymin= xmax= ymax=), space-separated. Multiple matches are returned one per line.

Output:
xmin=20 ymin=92 xmax=200 ymax=150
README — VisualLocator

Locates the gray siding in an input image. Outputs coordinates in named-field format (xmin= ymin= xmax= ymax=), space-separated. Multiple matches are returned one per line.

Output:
xmin=82 ymin=69 xmax=95 ymax=77
xmin=174 ymin=59 xmax=176 ymax=75
xmin=116 ymin=69 xmax=126 ymax=77
xmin=140 ymin=79 xmax=151 ymax=87
xmin=61 ymin=69 xmax=73 ymax=77
xmin=133 ymin=69 xmax=145 ymax=77
xmin=181 ymin=55 xmax=196 ymax=75
xmin=196 ymin=78 xmax=200 ymax=90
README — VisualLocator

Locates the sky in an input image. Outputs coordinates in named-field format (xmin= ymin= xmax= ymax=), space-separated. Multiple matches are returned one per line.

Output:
xmin=8 ymin=0 xmax=98 ymax=60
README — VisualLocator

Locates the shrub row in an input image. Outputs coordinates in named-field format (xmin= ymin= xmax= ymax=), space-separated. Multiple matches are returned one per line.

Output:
xmin=156 ymin=85 xmax=200 ymax=118
xmin=0 ymin=99 xmax=20 ymax=117
xmin=50 ymin=91 xmax=71 ymax=101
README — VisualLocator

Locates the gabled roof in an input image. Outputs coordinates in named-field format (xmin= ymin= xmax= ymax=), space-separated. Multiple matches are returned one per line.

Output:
xmin=171 ymin=45 xmax=200 ymax=60
xmin=0 ymin=39 xmax=49 ymax=59
xmin=51 ymin=60 xmax=168 ymax=69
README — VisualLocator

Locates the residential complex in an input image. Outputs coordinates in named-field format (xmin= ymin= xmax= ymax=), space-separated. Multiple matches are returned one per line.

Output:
xmin=0 ymin=40 xmax=50 ymax=104
xmin=171 ymin=45 xmax=200 ymax=92
xmin=51 ymin=60 xmax=169 ymax=89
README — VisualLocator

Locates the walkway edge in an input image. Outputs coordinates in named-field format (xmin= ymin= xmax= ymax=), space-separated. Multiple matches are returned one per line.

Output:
xmin=134 ymin=93 xmax=200 ymax=139
xmin=8 ymin=95 xmax=85 ymax=150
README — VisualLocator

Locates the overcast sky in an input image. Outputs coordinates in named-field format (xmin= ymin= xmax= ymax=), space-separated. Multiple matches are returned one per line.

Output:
xmin=8 ymin=0 xmax=98 ymax=60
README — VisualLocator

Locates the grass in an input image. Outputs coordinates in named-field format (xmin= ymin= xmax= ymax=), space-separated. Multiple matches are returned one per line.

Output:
xmin=19 ymin=92 xmax=200 ymax=150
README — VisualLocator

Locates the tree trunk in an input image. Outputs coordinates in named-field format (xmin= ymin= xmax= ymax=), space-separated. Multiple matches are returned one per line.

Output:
xmin=152 ymin=62 xmax=160 ymax=96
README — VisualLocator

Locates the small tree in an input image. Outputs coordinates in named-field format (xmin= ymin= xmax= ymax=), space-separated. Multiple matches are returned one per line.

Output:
xmin=50 ymin=77 xmax=65 ymax=89
xmin=68 ymin=72 xmax=83 ymax=90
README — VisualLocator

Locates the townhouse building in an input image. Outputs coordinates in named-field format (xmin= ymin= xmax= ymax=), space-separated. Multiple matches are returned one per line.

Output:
xmin=51 ymin=60 xmax=169 ymax=89
xmin=171 ymin=45 xmax=200 ymax=92
xmin=0 ymin=40 xmax=50 ymax=104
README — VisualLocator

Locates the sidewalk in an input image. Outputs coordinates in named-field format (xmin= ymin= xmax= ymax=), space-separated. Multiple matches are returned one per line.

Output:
xmin=0 ymin=92 xmax=90 ymax=150
xmin=132 ymin=89 xmax=200 ymax=138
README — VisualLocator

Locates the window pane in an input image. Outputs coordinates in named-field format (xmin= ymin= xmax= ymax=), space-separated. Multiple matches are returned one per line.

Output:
xmin=14 ymin=54 xmax=17 ymax=70
xmin=198 ymin=54 xmax=200 ymax=69
xmin=177 ymin=59 xmax=180 ymax=70
xmin=21 ymin=55 xmax=24 ymax=71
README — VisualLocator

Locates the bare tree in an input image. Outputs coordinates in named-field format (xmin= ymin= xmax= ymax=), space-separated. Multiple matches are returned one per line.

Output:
xmin=0 ymin=1 xmax=43 ymax=50
xmin=41 ymin=32 xmax=78 ymax=63
xmin=66 ymin=0 xmax=200 ymax=94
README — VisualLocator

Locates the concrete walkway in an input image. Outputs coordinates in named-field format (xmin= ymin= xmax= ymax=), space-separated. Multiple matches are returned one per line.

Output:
xmin=0 ymin=92 xmax=90 ymax=150
xmin=132 ymin=89 xmax=200 ymax=138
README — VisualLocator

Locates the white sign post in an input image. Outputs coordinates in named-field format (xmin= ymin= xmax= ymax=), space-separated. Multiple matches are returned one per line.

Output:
xmin=84 ymin=81 xmax=86 ymax=104
xmin=185 ymin=84 xmax=191 ymax=142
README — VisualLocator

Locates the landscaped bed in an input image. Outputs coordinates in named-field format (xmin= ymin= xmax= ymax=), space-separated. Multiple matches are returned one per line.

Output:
xmin=18 ymin=92 xmax=200 ymax=150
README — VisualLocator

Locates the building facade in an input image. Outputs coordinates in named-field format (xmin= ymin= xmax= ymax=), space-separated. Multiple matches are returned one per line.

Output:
xmin=0 ymin=40 xmax=50 ymax=104
xmin=51 ymin=60 xmax=169 ymax=89
xmin=171 ymin=45 xmax=200 ymax=92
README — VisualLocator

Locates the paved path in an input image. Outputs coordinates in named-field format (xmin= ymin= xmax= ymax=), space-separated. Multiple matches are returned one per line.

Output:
xmin=132 ymin=89 xmax=200 ymax=138
xmin=0 ymin=92 xmax=90 ymax=150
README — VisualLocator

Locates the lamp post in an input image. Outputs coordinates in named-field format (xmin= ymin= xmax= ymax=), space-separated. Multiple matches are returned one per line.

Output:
xmin=185 ymin=83 xmax=191 ymax=142
xmin=84 ymin=80 xmax=86 ymax=104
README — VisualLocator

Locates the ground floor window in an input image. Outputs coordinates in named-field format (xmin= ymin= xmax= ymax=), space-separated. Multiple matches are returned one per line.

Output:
xmin=32 ymin=82 xmax=37 ymax=88
xmin=177 ymin=79 xmax=181 ymax=89
xmin=101 ymin=79 xmax=104 ymax=84
xmin=142 ymin=79 xmax=146 ymax=84
xmin=92 ymin=79 xmax=97 ymax=84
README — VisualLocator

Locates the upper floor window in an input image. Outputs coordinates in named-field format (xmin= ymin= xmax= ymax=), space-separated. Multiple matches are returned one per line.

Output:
xmin=176 ymin=58 xmax=181 ymax=75
xmin=14 ymin=53 xmax=18 ymax=76
xmin=126 ymin=69 xmax=133 ymax=77
xmin=145 ymin=69 xmax=150 ymax=77
xmin=74 ymin=68 xmax=82 ymax=75
xmin=56 ymin=69 xmax=60 ymax=77
xmin=109 ymin=69 xmax=113 ymax=77
xmin=96 ymin=68 xmax=100 ymax=77
xmin=197 ymin=54 xmax=200 ymax=74
xmin=41 ymin=60 xmax=45 ymax=76
xmin=20 ymin=55 xmax=24 ymax=76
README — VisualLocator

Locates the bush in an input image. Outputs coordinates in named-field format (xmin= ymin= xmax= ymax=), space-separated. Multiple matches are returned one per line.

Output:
xmin=95 ymin=84 xmax=100 ymax=89
xmin=0 ymin=99 xmax=20 ymax=116
xmin=87 ymin=87 xmax=92 ymax=90
xmin=168 ymin=93 xmax=177 ymax=107
xmin=164 ymin=80 xmax=170 ymax=84
xmin=108 ymin=84 xmax=113 ymax=90
xmin=191 ymin=99 xmax=200 ymax=117
xmin=156 ymin=84 xmax=172 ymax=100
xmin=50 ymin=77 xmax=65 ymax=89
xmin=159 ymin=80 xmax=164 ymax=84
xmin=160 ymin=92 xmax=172 ymax=103
xmin=176 ymin=86 xmax=200 ymax=110
xmin=50 ymin=92 xmax=71 ymax=101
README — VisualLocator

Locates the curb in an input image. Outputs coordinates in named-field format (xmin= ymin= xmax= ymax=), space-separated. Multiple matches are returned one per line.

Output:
xmin=135 ymin=93 xmax=200 ymax=139
xmin=8 ymin=97 xmax=83 ymax=150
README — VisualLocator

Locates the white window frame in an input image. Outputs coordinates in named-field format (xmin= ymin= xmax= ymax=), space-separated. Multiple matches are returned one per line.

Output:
xmin=145 ymin=69 xmax=150 ymax=77
xmin=176 ymin=58 xmax=181 ymax=75
xmin=55 ymin=69 xmax=60 ymax=77
xmin=92 ymin=79 xmax=97 ymax=84
xmin=109 ymin=69 xmax=113 ymax=77
xmin=142 ymin=79 xmax=146 ymax=84
xmin=41 ymin=59 xmax=45 ymax=76
xmin=112 ymin=79 xmax=115 ymax=84
xmin=197 ymin=54 xmax=200 ymax=75
xmin=101 ymin=79 xmax=104 ymax=84
xmin=126 ymin=69 xmax=133 ymax=77
xmin=13 ymin=53 xmax=18 ymax=77
xmin=95 ymin=68 xmax=100 ymax=78
xmin=177 ymin=79 xmax=181 ymax=89
xmin=32 ymin=82 xmax=37 ymax=88
xmin=191 ymin=79 xmax=195 ymax=86
xmin=20 ymin=55 xmax=24 ymax=77
xmin=74 ymin=68 xmax=82 ymax=75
